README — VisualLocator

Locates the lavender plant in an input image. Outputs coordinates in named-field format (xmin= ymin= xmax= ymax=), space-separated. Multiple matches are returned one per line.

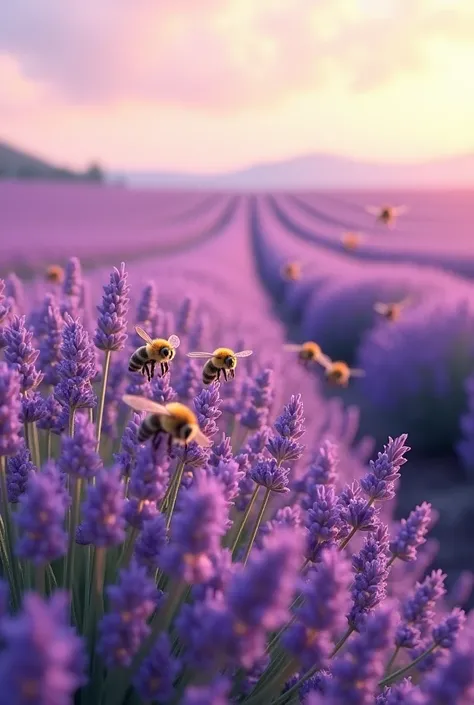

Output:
xmin=0 ymin=259 xmax=472 ymax=705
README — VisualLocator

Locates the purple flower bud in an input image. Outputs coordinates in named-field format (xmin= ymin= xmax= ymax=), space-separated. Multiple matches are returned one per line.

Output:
xmin=240 ymin=369 xmax=275 ymax=431
xmin=38 ymin=297 xmax=63 ymax=386
xmin=54 ymin=314 xmax=97 ymax=410
xmin=396 ymin=569 xmax=446 ymax=648
xmin=133 ymin=633 xmax=180 ymax=702
xmin=61 ymin=257 xmax=83 ymax=318
xmin=94 ymin=263 xmax=130 ymax=352
xmin=258 ymin=505 xmax=302 ymax=547
xmin=432 ymin=607 xmax=466 ymax=648
xmin=114 ymin=411 xmax=143 ymax=478
xmin=274 ymin=394 xmax=305 ymax=440
xmin=37 ymin=395 xmax=68 ymax=435
xmin=361 ymin=435 xmax=410 ymax=502
xmin=349 ymin=554 xmax=389 ymax=631
xmin=41 ymin=460 xmax=71 ymax=512
xmin=182 ymin=678 xmax=230 ymax=705
xmin=390 ymin=502 xmax=432 ymax=562
xmin=244 ymin=427 xmax=271 ymax=460
xmin=352 ymin=521 xmax=390 ymax=571
xmin=129 ymin=443 xmax=170 ymax=503
xmin=0 ymin=591 xmax=86 ymax=704
xmin=209 ymin=434 xmax=233 ymax=467
xmin=194 ymin=383 xmax=222 ymax=438
xmin=81 ymin=467 xmax=126 ymax=547
xmin=6 ymin=440 xmax=35 ymax=503
xmin=151 ymin=371 xmax=176 ymax=404
xmin=136 ymin=282 xmax=158 ymax=325
xmin=0 ymin=364 xmax=24 ymax=456
xmin=20 ymin=390 xmax=45 ymax=424
xmin=250 ymin=458 xmax=290 ymax=493
xmin=376 ymin=680 xmax=418 ymax=705
xmin=306 ymin=485 xmax=341 ymax=558
xmin=176 ymin=295 xmax=195 ymax=334
xmin=134 ymin=513 xmax=167 ymax=570
xmin=15 ymin=464 xmax=68 ymax=565
xmin=340 ymin=496 xmax=378 ymax=534
xmin=98 ymin=561 xmax=162 ymax=668
xmin=4 ymin=315 xmax=43 ymax=393
xmin=284 ymin=546 xmax=352 ymax=670
xmin=267 ymin=435 xmax=304 ymax=464
xmin=58 ymin=412 xmax=103 ymax=479
xmin=420 ymin=625 xmax=474 ymax=703
xmin=191 ymin=548 xmax=237 ymax=601
xmin=175 ymin=359 xmax=201 ymax=402
xmin=160 ymin=471 xmax=229 ymax=583
xmin=5 ymin=273 xmax=24 ymax=314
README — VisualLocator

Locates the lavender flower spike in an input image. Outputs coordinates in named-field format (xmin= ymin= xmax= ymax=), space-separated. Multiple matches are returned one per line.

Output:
xmin=0 ymin=591 xmax=86 ymax=705
xmin=133 ymin=633 xmax=180 ymax=702
xmin=182 ymin=678 xmax=231 ymax=705
xmin=250 ymin=458 xmax=290 ymax=493
xmin=0 ymin=363 xmax=22 ymax=456
xmin=4 ymin=315 xmax=44 ymax=393
xmin=94 ymin=262 xmax=130 ymax=352
xmin=361 ymin=434 xmax=410 ymax=502
xmin=390 ymin=502 xmax=432 ymax=562
xmin=58 ymin=412 xmax=103 ymax=480
xmin=81 ymin=467 xmax=126 ymax=547
xmin=54 ymin=313 xmax=97 ymax=411
xmin=6 ymin=440 xmax=36 ymax=502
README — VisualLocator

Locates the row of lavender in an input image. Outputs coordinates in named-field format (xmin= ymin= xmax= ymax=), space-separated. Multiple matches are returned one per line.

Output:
xmin=0 ymin=254 xmax=473 ymax=703
xmin=249 ymin=195 xmax=474 ymax=467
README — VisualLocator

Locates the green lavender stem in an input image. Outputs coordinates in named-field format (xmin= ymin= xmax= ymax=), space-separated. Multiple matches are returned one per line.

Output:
xmin=95 ymin=350 xmax=111 ymax=453
xmin=35 ymin=564 xmax=46 ymax=595
xmin=379 ymin=643 xmax=438 ymax=688
xmin=384 ymin=645 xmax=401 ymax=677
xmin=29 ymin=422 xmax=41 ymax=469
xmin=231 ymin=485 xmax=260 ymax=554
xmin=46 ymin=429 xmax=52 ymax=461
xmin=65 ymin=477 xmax=83 ymax=599
xmin=243 ymin=487 xmax=271 ymax=565
xmin=165 ymin=461 xmax=186 ymax=531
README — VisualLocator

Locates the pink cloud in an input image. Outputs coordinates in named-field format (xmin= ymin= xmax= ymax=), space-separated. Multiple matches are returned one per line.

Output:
xmin=1 ymin=0 xmax=474 ymax=111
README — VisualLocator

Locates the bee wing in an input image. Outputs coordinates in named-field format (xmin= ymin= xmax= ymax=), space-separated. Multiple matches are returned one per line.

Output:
xmin=194 ymin=429 xmax=213 ymax=448
xmin=365 ymin=206 xmax=380 ymax=215
xmin=398 ymin=296 xmax=412 ymax=309
xmin=349 ymin=368 xmax=366 ymax=378
xmin=168 ymin=334 xmax=181 ymax=349
xmin=235 ymin=350 xmax=253 ymax=358
xmin=135 ymin=326 xmax=153 ymax=344
xmin=394 ymin=205 xmax=408 ymax=215
xmin=283 ymin=344 xmax=302 ymax=352
xmin=316 ymin=353 xmax=332 ymax=367
xmin=374 ymin=303 xmax=389 ymax=314
xmin=122 ymin=394 xmax=171 ymax=416
xmin=186 ymin=351 xmax=214 ymax=359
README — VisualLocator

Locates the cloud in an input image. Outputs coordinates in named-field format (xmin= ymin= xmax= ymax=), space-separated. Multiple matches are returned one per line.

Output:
xmin=1 ymin=0 xmax=474 ymax=111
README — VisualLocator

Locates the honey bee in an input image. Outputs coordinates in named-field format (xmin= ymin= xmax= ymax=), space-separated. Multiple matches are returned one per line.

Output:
xmin=122 ymin=394 xmax=212 ymax=452
xmin=319 ymin=358 xmax=365 ymax=387
xmin=281 ymin=261 xmax=302 ymax=282
xmin=45 ymin=265 xmax=65 ymax=285
xmin=128 ymin=326 xmax=180 ymax=381
xmin=186 ymin=347 xmax=253 ymax=384
xmin=374 ymin=297 xmax=412 ymax=322
xmin=366 ymin=205 xmax=407 ymax=228
xmin=341 ymin=232 xmax=364 ymax=251
xmin=283 ymin=341 xmax=330 ymax=368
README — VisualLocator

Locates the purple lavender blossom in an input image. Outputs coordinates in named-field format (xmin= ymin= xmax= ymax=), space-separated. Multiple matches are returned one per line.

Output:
xmin=258 ymin=504 xmax=302 ymax=547
xmin=206 ymin=457 xmax=245 ymax=505
xmin=58 ymin=412 xmax=103 ymax=479
xmin=128 ymin=442 xmax=170 ymax=503
xmin=124 ymin=497 xmax=159 ymax=530
xmin=390 ymin=502 xmax=432 ymax=562
xmin=38 ymin=297 xmax=63 ymax=386
xmin=194 ymin=383 xmax=222 ymax=438
xmin=175 ymin=359 xmax=201 ymax=402
xmin=98 ymin=561 xmax=162 ymax=668
xmin=326 ymin=603 xmax=398 ymax=705
xmin=133 ymin=633 xmax=180 ymax=702
xmin=151 ymin=371 xmax=177 ymax=404
xmin=4 ymin=315 xmax=44 ymax=393
xmin=15 ymin=465 xmax=68 ymax=565
xmin=0 ymin=591 xmax=86 ymax=705
xmin=243 ymin=427 xmax=271 ymax=461
xmin=61 ymin=256 xmax=83 ymax=317
xmin=20 ymin=390 xmax=45 ymax=424
xmin=352 ymin=522 xmax=390 ymax=572
xmin=209 ymin=434 xmax=233 ymax=466
xmin=94 ymin=262 xmax=130 ymax=352
xmin=306 ymin=485 xmax=341 ymax=559
xmin=37 ymin=394 xmax=68 ymax=435
xmin=0 ymin=364 xmax=23 ymax=456
xmin=339 ymin=495 xmax=379 ymax=536
xmin=396 ymin=570 xmax=447 ymax=649
xmin=376 ymin=680 xmax=418 ymax=705
xmin=135 ymin=281 xmax=158 ymax=324
xmin=283 ymin=546 xmax=352 ymax=670
xmin=134 ymin=513 xmax=167 ymax=570
xmin=240 ymin=369 xmax=275 ymax=431
xmin=274 ymin=394 xmax=305 ymax=440
xmin=295 ymin=441 xmax=338 ymax=492
xmin=6 ymin=440 xmax=35 ymax=502
xmin=41 ymin=460 xmax=71 ymax=512
xmin=54 ymin=313 xmax=97 ymax=411
xmin=176 ymin=296 xmax=195 ymax=334
xmin=432 ymin=607 xmax=466 ymax=648
xmin=81 ymin=467 xmax=126 ymax=547
xmin=250 ymin=458 xmax=290 ymax=493
xmin=360 ymin=434 xmax=410 ymax=502
xmin=419 ymin=624 xmax=474 ymax=703
xmin=5 ymin=273 xmax=24 ymax=314
xmin=181 ymin=678 xmax=231 ymax=705
xmin=192 ymin=548 xmax=238 ymax=601
xmin=160 ymin=471 xmax=229 ymax=583
xmin=114 ymin=411 xmax=143 ymax=478
xmin=349 ymin=552 xmax=389 ymax=631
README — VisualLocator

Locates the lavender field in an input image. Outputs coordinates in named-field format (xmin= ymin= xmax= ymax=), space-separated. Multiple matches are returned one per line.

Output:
xmin=1 ymin=182 xmax=474 ymax=704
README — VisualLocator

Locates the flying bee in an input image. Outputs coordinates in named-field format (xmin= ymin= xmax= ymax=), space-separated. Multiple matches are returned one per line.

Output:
xmin=283 ymin=341 xmax=330 ymax=368
xmin=281 ymin=261 xmax=302 ymax=282
xmin=122 ymin=394 xmax=212 ymax=452
xmin=374 ymin=297 xmax=412 ymax=322
xmin=45 ymin=264 xmax=65 ymax=285
xmin=128 ymin=326 xmax=180 ymax=381
xmin=366 ymin=205 xmax=408 ymax=228
xmin=319 ymin=358 xmax=365 ymax=387
xmin=341 ymin=231 xmax=364 ymax=251
xmin=186 ymin=347 xmax=253 ymax=384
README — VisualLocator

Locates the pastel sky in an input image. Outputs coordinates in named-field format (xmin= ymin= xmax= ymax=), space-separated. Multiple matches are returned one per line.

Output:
xmin=2 ymin=0 xmax=474 ymax=172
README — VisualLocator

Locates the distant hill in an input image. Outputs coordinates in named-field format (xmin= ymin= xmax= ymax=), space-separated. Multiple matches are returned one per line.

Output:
xmin=117 ymin=152 xmax=474 ymax=190
xmin=0 ymin=141 xmax=104 ymax=183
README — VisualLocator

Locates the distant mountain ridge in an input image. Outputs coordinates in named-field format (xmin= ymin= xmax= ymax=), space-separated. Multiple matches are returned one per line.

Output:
xmin=117 ymin=152 xmax=474 ymax=190
xmin=0 ymin=141 xmax=104 ymax=183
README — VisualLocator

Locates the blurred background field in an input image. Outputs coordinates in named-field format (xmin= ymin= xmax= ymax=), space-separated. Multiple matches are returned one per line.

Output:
xmin=2 ymin=0 xmax=474 ymax=608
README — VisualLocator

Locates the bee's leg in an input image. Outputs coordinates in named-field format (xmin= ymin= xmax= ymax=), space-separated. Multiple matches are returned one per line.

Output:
xmin=216 ymin=369 xmax=221 ymax=380
xmin=160 ymin=363 xmax=165 ymax=377
xmin=141 ymin=366 xmax=146 ymax=376
xmin=223 ymin=369 xmax=228 ymax=382
xmin=164 ymin=362 xmax=169 ymax=374
xmin=145 ymin=364 xmax=152 ymax=382
xmin=152 ymin=433 xmax=160 ymax=450
xmin=230 ymin=369 xmax=235 ymax=379
xmin=149 ymin=361 xmax=156 ymax=380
